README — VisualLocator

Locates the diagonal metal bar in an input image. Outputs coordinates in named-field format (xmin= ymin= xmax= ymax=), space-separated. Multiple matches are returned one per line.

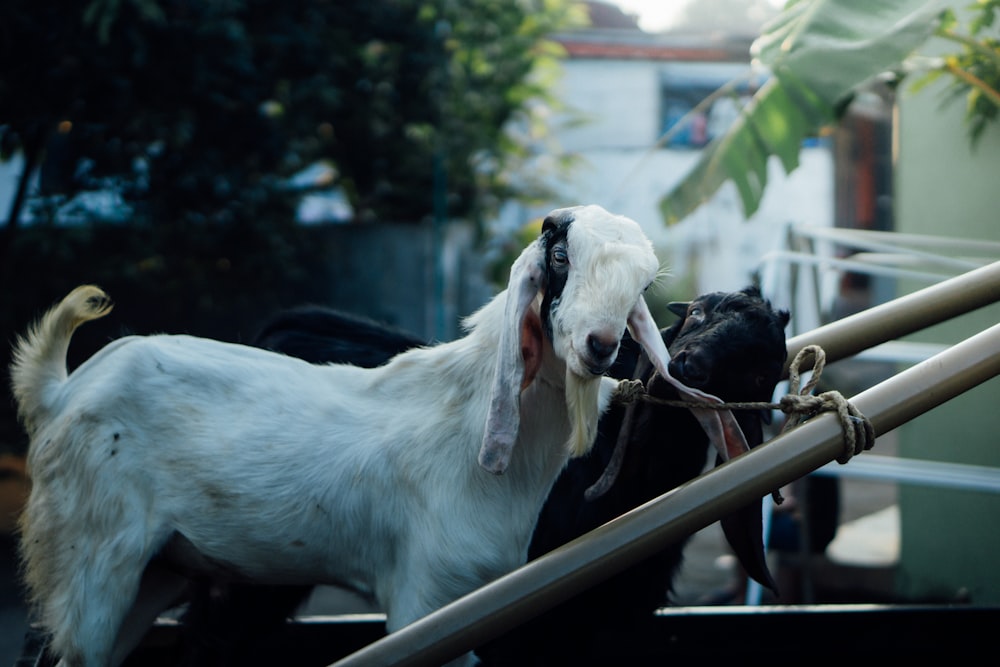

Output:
xmin=332 ymin=321 xmax=1000 ymax=667
xmin=782 ymin=259 xmax=1000 ymax=376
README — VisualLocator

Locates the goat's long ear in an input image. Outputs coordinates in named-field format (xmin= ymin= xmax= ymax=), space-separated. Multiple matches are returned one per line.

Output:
xmin=718 ymin=415 xmax=779 ymax=595
xmin=479 ymin=241 xmax=546 ymax=474
xmin=626 ymin=295 xmax=750 ymax=462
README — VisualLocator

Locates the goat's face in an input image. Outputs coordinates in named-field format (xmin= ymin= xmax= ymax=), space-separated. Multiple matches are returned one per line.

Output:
xmin=480 ymin=204 xmax=660 ymax=473
xmin=539 ymin=205 xmax=659 ymax=379
xmin=665 ymin=286 xmax=790 ymax=402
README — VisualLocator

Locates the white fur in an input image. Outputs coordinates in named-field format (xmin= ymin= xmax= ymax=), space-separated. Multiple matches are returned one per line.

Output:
xmin=11 ymin=205 xmax=670 ymax=667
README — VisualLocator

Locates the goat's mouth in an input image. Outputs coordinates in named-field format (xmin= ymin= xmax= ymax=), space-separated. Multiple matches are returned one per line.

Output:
xmin=566 ymin=340 xmax=617 ymax=378
xmin=566 ymin=355 xmax=612 ymax=379
xmin=576 ymin=353 xmax=615 ymax=377
xmin=585 ymin=361 xmax=613 ymax=376
xmin=667 ymin=350 xmax=710 ymax=390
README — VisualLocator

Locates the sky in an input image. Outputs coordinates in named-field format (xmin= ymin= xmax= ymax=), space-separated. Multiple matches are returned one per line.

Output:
xmin=609 ymin=0 xmax=691 ymax=32
xmin=609 ymin=0 xmax=786 ymax=33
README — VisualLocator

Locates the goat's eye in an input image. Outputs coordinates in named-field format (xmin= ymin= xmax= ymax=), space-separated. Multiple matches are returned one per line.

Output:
xmin=551 ymin=244 xmax=569 ymax=268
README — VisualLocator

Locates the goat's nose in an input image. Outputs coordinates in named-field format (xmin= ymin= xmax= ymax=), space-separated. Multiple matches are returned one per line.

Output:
xmin=669 ymin=350 xmax=709 ymax=387
xmin=586 ymin=333 xmax=618 ymax=361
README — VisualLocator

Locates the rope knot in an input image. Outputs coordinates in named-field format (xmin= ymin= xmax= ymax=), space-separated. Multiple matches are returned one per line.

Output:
xmin=777 ymin=393 xmax=825 ymax=414
xmin=612 ymin=378 xmax=646 ymax=405
xmin=778 ymin=345 xmax=876 ymax=464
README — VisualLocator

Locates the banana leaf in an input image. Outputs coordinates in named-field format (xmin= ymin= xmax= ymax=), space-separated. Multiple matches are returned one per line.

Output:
xmin=659 ymin=0 xmax=951 ymax=225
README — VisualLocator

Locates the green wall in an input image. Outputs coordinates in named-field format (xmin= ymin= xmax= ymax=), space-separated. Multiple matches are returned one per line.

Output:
xmin=893 ymin=64 xmax=1000 ymax=604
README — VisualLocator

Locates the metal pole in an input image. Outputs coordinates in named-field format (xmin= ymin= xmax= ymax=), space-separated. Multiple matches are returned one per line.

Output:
xmin=783 ymin=259 xmax=1000 ymax=376
xmin=791 ymin=226 xmax=994 ymax=272
xmin=332 ymin=321 xmax=1000 ymax=667
xmin=813 ymin=454 xmax=1000 ymax=494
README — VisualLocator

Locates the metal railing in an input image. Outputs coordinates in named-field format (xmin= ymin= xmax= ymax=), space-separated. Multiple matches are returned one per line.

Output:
xmin=781 ymin=257 xmax=1000 ymax=374
xmin=758 ymin=225 xmax=1000 ymax=338
xmin=747 ymin=235 xmax=1000 ymax=604
xmin=330 ymin=261 xmax=1000 ymax=666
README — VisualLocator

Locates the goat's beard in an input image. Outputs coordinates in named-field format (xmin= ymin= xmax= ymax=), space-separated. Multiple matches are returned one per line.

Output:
xmin=564 ymin=370 xmax=601 ymax=458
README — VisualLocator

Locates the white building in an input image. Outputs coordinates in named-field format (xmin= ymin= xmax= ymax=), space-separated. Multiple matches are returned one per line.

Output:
xmin=496 ymin=17 xmax=834 ymax=320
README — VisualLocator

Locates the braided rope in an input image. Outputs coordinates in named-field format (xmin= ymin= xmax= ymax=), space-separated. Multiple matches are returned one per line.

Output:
xmin=611 ymin=344 xmax=876 ymax=465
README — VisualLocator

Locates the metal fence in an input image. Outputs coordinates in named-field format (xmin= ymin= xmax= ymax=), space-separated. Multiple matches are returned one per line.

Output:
xmin=331 ymin=260 xmax=1000 ymax=667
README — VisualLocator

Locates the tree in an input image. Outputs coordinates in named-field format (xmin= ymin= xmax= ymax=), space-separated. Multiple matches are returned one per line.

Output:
xmin=658 ymin=0 xmax=1000 ymax=224
xmin=0 ymin=0 xmax=585 ymax=454
xmin=0 ymin=0 xmax=583 ymax=233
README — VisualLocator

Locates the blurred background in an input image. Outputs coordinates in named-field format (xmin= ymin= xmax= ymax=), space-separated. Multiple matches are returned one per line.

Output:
xmin=2 ymin=0 xmax=999 ymax=663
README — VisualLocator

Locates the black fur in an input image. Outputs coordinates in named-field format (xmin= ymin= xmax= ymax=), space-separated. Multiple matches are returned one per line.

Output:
xmin=252 ymin=306 xmax=425 ymax=366
xmin=539 ymin=211 xmax=574 ymax=343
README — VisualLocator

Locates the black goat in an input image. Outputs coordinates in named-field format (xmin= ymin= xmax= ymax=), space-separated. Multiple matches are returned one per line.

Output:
xmin=179 ymin=287 xmax=789 ymax=665
xmin=477 ymin=285 xmax=789 ymax=665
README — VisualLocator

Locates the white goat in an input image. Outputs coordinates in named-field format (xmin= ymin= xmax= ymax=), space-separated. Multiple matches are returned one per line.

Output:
xmin=11 ymin=205 xmax=747 ymax=667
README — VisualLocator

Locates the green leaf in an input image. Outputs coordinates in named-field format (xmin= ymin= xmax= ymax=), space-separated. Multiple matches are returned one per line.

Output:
xmin=660 ymin=74 xmax=831 ymax=224
xmin=756 ymin=0 xmax=950 ymax=104
xmin=659 ymin=0 xmax=950 ymax=225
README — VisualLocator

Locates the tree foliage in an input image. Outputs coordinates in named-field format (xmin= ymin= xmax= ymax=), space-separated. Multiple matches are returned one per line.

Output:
xmin=911 ymin=0 xmax=1000 ymax=146
xmin=0 ymin=0 xmax=582 ymax=231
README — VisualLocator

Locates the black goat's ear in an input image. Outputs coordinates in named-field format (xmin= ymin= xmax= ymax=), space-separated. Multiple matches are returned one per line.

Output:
xmin=667 ymin=301 xmax=689 ymax=318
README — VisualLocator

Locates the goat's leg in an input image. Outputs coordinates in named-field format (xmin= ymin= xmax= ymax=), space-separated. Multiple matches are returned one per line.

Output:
xmin=110 ymin=563 xmax=191 ymax=666
xmin=384 ymin=573 xmax=484 ymax=667
xmin=36 ymin=523 xmax=168 ymax=667
xmin=46 ymin=553 xmax=148 ymax=667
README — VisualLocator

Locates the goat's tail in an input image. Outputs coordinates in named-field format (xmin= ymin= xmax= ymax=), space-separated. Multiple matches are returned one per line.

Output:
xmin=10 ymin=285 xmax=113 ymax=434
